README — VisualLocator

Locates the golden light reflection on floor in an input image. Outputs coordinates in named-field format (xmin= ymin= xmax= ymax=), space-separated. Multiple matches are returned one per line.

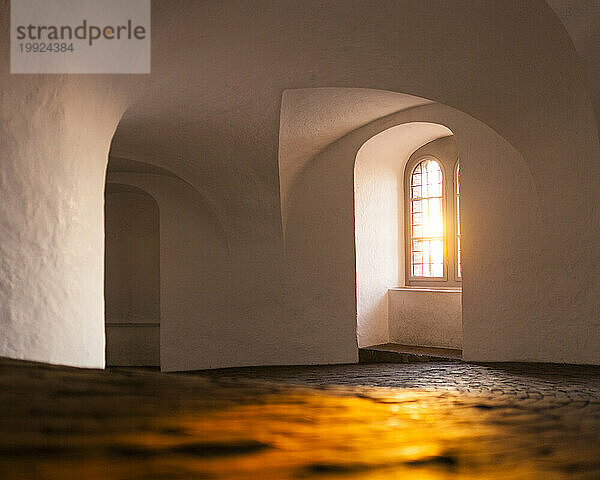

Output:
xmin=2 ymin=360 xmax=599 ymax=479
xmin=2 ymin=391 xmax=585 ymax=479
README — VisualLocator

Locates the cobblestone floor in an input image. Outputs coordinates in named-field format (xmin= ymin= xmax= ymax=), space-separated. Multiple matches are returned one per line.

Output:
xmin=1 ymin=358 xmax=600 ymax=479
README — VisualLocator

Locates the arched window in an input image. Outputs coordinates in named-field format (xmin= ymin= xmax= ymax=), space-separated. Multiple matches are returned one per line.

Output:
xmin=405 ymin=156 xmax=461 ymax=286
xmin=409 ymin=158 xmax=444 ymax=278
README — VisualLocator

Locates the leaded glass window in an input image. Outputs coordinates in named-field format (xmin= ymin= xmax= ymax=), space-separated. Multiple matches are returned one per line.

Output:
xmin=409 ymin=159 xmax=444 ymax=278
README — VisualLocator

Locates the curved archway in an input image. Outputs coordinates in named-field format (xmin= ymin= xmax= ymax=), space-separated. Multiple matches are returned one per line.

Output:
xmin=280 ymin=88 xmax=543 ymax=362
xmin=354 ymin=122 xmax=453 ymax=347
xmin=105 ymin=152 xmax=235 ymax=371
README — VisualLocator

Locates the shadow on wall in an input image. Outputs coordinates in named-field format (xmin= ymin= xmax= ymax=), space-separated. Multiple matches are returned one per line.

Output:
xmin=105 ymin=183 xmax=160 ymax=367
xmin=105 ymin=155 xmax=233 ymax=372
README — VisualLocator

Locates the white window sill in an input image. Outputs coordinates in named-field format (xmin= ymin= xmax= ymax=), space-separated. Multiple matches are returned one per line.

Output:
xmin=389 ymin=287 xmax=462 ymax=293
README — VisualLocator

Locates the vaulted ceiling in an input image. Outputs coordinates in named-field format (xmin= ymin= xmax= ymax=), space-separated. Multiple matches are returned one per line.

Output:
xmin=109 ymin=0 xmax=597 ymax=220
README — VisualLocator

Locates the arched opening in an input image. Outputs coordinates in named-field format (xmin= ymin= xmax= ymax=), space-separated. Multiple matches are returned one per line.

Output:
xmin=354 ymin=123 xmax=462 ymax=353
xmin=104 ymin=183 xmax=160 ymax=367
xmin=279 ymin=87 xmax=541 ymax=364
xmin=104 ymin=145 xmax=234 ymax=371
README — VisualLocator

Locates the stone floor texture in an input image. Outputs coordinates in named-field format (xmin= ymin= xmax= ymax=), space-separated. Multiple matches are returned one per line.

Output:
xmin=1 ymin=357 xmax=600 ymax=479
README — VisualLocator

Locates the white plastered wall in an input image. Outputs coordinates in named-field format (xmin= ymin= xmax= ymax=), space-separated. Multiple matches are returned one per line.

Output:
xmin=388 ymin=289 xmax=462 ymax=349
xmin=2 ymin=0 xmax=600 ymax=368
xmin=0 ymin=77 xmax=134 ymax=368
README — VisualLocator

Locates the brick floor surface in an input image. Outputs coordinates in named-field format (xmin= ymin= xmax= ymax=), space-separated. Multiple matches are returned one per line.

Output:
xmin=1 ymin=358 xmax=600 ymax=479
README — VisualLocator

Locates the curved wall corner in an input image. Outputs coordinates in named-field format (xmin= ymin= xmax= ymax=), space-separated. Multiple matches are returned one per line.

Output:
xmin=0 ymin=76 xmax=131 ymax=368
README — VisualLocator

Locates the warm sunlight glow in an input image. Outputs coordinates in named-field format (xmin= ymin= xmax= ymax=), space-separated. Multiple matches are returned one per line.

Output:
xmin=410 ymin=159 xmax=444 ymax=277
xmin=456 ymin=163 xmax=461 ymax=278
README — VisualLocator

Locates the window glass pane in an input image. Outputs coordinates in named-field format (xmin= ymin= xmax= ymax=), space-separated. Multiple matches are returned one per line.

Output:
xmin=456 ymin=163 xmax=461 ymax=278
xmin=422 ymin=264 xmax=431 ymax=277
xmin=430 ymin=239 xmax=443 ymax=263
xmin=457 ymin=236 xmax=462 ymax=278
xmin=456 ymin=197 xmax=460 ymax=235
xmin=412 ymin=251 xmax=423 ymax=264
xmin=409 ymin=159 xmax=444 ymax=278
xmin=431 ymin=182 xmax=442 ymax=197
